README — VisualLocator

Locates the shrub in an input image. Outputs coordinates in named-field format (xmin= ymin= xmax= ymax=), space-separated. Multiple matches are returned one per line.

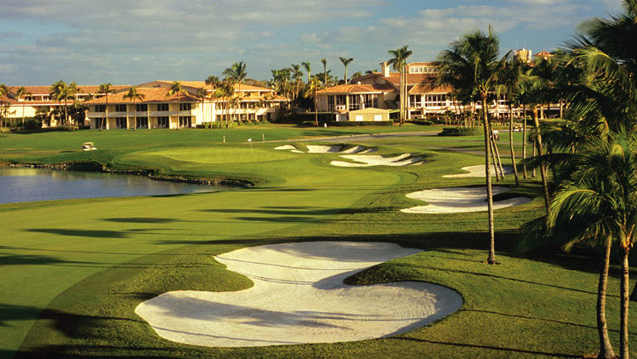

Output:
xmin=438 ymin=127 xmax=483 ymax=136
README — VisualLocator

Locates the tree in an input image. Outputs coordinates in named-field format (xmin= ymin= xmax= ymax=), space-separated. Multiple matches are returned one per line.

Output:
xmin=123 ymin=86 xmax=145 ymax=131
xmin=388 ymin=46 xmax=412 ymax=125
xmin=307 ymin=76 xmax=322 ymax=127
xmin=321 ymin=58 xmax=327 ymax=85
xmin=15 ymin=86 xmax=30 ymax=129
xmin=0 ymin=84 xmax=10 ymax=129
xmin=49 ymin=81 xmax=71 ymax=126
xmin=97 ymin=83 xmax=114 ymax=130
xmin=196 ymin=88 xmax=208 ymax=127
xmin=167 ymin=81 xmax=188 ymax=129
xmin=549 ymin=131 xmax=637 ymax=359
xmin=67 ymin=82 xmax=79 ymax=126
xmin=223 ymin=62 xmax=247 ymax=124
xmin=290 ymin=63 xmax=304 ymax=104
xmin=302 ymin=61 xmax=311 ymax=84
xmin=436 ymin=28 xmax=507 ymax=264
xmin=339 ymin=57 xmax=354 ymax=85
xmin=498 ymin=58 xmax=522 ymax=186
xmin=205 ymin=75 xmax=221 ymax=125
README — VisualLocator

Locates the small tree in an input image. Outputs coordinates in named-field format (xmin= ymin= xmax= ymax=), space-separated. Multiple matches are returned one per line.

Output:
xmin=123 ymin=86 xmax=145 ymax=131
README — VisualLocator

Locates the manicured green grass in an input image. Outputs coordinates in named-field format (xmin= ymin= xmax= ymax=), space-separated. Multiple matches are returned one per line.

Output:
xmin=0 ymin=126 xmax=634 ymax=359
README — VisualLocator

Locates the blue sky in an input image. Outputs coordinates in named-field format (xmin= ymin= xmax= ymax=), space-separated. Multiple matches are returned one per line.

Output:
xmin=0 ymin=0 xmax=624 ymax=86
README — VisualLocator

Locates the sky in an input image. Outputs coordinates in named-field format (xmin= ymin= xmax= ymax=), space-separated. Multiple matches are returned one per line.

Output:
xmin=0 ymin=0 xmax=625 ymax=86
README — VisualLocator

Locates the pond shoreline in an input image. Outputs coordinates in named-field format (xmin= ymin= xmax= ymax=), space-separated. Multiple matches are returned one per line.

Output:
xmin=0 ymin=161 xmax=255 ymax=188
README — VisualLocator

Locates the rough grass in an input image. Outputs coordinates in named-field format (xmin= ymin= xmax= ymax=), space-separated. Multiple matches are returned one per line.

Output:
xmin=0 ymin=126 xmax=634 ymax=359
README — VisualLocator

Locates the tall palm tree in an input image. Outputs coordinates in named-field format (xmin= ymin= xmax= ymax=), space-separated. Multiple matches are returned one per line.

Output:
xmin=307 ymin=76 xmax=322 ymax=127
xmin=498 ymin=59 xmax=522 ymax=186
xmin=321 ymin=58 xmax=327 ymax=85
xmin=339 ymin=57 xmax=354 ymax=84
xmin=15 ymin=86 xmax=30 ymax=129
xmin=290 ymin=64 xmax=303 ymax=103
xmin=302 ymin=61 xmax=311 ymax=84
xmin=0 ymin=84 xmax=9 ymax=129
xmin=205 ymin=75 xmax=220 ymax=125
xmin=549 ymin=131 xmax=637 ymax=359
xmin=49 ymin=81 xmax=71 ymax=126
xmin=67 ymin=82 xmax=79 ymax=126
xmin=436 ymin=28 xmax=507 ymax=264
xmin=223 ymin=62 xmax=247 ymax=124
xmin=196 ymin=87 xmax=208 ymax=127
xmin=123 ymin=86 xmax=145 ymax=131
xmin=97 ymin=83 xmax=114 ymax=130
xmin=167 ymin=81 xmax=188 ymax=129
xmin=388 ymin=45 xmax=412 ymax=125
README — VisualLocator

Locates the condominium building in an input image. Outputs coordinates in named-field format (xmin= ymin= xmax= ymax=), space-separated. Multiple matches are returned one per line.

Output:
xmin=84 ymin=80 xmax=287 ymax=129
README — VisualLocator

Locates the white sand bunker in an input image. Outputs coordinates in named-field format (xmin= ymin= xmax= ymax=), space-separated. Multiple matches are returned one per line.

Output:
xmin=401 ymin=186 xmax=531 ymax=214
xmin=443 ymin=164 xmax=514 ymax=178
xmin=275 ymin=144 xmax=377 ymax=154
xmin=135 ymin=241 xmax=462 ymax=347
xmin=331 ymin=153 xmax=423 ymax=167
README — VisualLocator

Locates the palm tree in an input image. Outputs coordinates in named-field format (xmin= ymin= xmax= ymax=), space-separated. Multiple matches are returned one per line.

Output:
xmin=223 ymin=62 xmax=247 ymax=124
xmin=49 ymin=81 xmax=71 ymax=126
xmin=388 ymin=46 xmax=412 ymax=125
xmin=436 ymin=28 xmax=507 ymax=264
xmin=205 ymin=75 xmax=220 ymax=125
xmin=290 ymin=64 xmax=303 ymax=103
xmin=14 ymin=86 xmax=29 ymax=129
xmin=97 ymin=83 xmax=114 ymax=130
xmin=302 ymin=61 xmax=311 ymax=84
xmin=549 ymin=131 xmax=637 ymax=359
xmin=339 ymin=57 xmax=354 ymax=84
xmin=307 ymin=76 xmax=322 ymax=127
xmin=498 ymin=59 xmax=522 ymax=186
xmin=123 ymin=86 xmax=145 ymax=131
xmin=67 ymin=82 xmax=79 ymax=126
xmin=167 ymin=81 xmax=188 ymax=129
xmin=321 ymin=58 xmax=327 ymax=85
xmin=0 ymin=84 xmax=9 ymax=129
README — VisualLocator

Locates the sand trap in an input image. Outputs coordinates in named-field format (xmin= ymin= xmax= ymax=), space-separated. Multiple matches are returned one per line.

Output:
xmin=135 ymin=241 xmax=462 ymax=347
xmin=331 ymin=153 xmax=423 ymax=167
xmin=274 ymin=144 xmax=377 ymax=154
xmin=401 ymin=186 xmax=531 ymax=213
xmin=443 ymin=165 xmax=514 ymax=178
xmin=306 ymin=145 xmax=343 ymax=153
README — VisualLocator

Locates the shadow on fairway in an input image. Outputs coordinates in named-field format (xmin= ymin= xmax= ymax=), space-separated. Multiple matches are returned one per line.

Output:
xmin=25 ymin=229 xmax=128 ymax=239
xmin=102 ymin=217 xmax=179 ymax=224
xmin=389 ymin=337 xmax=581 ymax=358
xmin=0 ymin=253 xmax=92 ymax=267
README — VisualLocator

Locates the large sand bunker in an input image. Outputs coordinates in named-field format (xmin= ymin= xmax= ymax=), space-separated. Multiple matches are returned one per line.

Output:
xmin=443 ymin=165 xmax=514 ymax=178
xmin=331 ymin=154 xmax=424 ymax=167
xmin=401 ymin=186 xmax=531 ymax=214
xmin=135 ymin=241 xmax=462 ymax=347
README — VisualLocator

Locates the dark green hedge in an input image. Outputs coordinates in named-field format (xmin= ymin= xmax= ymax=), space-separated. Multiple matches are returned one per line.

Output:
xmin=438 ymin=127 xmax=483 ymax=136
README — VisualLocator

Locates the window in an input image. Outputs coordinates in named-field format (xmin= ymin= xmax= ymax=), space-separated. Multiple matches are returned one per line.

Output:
xmin=348 ymin=95 xmax=361 ymax=110
xmin=115 ymin=104 xmax=127 ymax=112
xmin=336 ymin=95 xmax=346 ymax=110
xmin=327 ymin=96 xmax=335 ymax=111
xmin=94 ymin=105 xmax=106 ymax=112
xmin=179 ymin=116 xmax=192 ymax=127
xmin=363 ymin=94 xmax=377 ymax=109
xmin=409 ymin=95 xmax=422 ymax=108
xmin=95 ymin=118 xmax=106 ymax=128
xmin=136 ymin=104 xmax=148 ymax=112
xmin=157 ymin=103 xmax=169 ymax=111
xmin=157 ymin=116 xmax=169 ymax=128
xmin=136 ymin=117 xmax=148 ymax=129
xmin=179 ymin=103 xmax=191 ymax=111
xmin=424 ymin=94 xmax=447 ymax=107
xmin=115 ymin=117 xmax=127 ymax=128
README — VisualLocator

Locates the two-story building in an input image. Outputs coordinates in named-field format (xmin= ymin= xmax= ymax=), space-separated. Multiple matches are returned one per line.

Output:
xmin=85 ymin=81 xmax=287 ymax=129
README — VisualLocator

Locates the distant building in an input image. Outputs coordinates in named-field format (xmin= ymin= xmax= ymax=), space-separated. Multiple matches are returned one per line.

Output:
xmin=514 ymin=48 xmax=533 ymax=63
xmin=85 ymin=80 xmax=287 ymax=129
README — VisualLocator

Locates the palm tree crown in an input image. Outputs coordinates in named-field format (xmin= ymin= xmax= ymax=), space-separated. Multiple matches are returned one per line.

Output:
xmin=339 ymin=57 xmax=354 ymax=84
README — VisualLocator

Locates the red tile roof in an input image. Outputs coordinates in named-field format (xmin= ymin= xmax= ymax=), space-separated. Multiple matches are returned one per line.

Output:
xmin=85 ymin=87 xmax=199 ymax=104
xmin=317 ymin=83 xmax=394 ymax=94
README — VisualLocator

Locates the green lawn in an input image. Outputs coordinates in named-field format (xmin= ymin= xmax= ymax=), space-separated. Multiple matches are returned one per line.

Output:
xmin=0 ymin=125 xmax=634 ymax=359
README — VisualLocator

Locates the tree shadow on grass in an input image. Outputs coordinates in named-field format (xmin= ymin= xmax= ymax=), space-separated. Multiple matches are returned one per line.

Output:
xmin=389 ymin=337 xmax=581 ymax=358
xmin=102 ymin=218 xmax=179 ymax=224
xmin=25 ymin=229 xmax=128 ymax=239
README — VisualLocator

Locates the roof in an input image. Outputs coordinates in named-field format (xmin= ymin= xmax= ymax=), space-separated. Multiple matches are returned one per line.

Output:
xmin=535 ymin=51 xmax=553 ymax=58
xmin=5 ymin=85 xmax=129 ymax=96
xmin=317 ymin=83 xmax=394 ymax=95
xmin=85 ymin=87 xmax=199 ymax=105
xmin=147 ymin=81 xmax=274 ymax=94
xmin=409 ymin=83 xmax=453 ymax=94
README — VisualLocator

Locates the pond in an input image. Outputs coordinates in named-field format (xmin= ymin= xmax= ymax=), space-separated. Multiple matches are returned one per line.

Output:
xmin=0 ymin=167 xmax=228 ymax=204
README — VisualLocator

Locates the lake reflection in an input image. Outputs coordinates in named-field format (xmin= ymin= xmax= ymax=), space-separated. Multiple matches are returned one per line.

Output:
xmin=0 ymin=167 xmax=225 ymax=204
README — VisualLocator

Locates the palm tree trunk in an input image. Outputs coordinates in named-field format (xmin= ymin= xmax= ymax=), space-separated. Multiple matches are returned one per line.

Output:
xmin=133 ymin=99 xmax=137 ymax=131
xmin=621 ymin=245 xmax=630 ymax=359
xmin=314 ymin=88 xmax=319 ymax=127
xmin=482 ymin=97 xmax=496 ymax=265
xmin=492 ymin=133 xmax=506 ymax=180
xmin=531 ymin=105 xmax=550 ymax=217
xmin=509 ymin=105 xmax=519 ymax=186
xmin=490 ymin=136 xmax=501 ymax=181
xmin=522 ymin=104 xmax=528 ymax=179
xmin=598 ymin=235 xmax=616 ymax=359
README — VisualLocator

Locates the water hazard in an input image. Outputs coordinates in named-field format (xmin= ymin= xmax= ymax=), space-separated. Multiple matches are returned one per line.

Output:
xmin=0 ymin=167 xmax=226 ymax=204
